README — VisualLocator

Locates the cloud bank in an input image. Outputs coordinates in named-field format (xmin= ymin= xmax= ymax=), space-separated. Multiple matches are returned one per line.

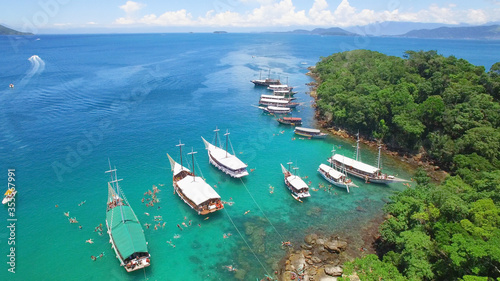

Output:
xmin=113 ymin=0 xmax=500 ymax=27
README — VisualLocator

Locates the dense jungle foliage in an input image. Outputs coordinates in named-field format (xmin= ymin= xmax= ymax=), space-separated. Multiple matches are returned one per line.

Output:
xmin=313 ymin=50 xmax=500 ymax=280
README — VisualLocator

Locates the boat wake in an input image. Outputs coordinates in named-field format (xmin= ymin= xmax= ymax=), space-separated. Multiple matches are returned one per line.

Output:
xmin=27 ymin=55 xmax=45 ymax=77
xmin=17 ymin=55 xmax=45 ymax=87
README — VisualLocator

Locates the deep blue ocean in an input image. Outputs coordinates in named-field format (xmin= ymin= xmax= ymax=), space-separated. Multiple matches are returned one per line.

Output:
xmin=0 ymin=33 xmax=498 ymax=280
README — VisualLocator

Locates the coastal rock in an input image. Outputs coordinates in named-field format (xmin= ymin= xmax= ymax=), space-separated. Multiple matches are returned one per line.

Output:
xmin=324 ymin=265 xmax=343 ymax=276
xmin=304 ymin=233 xmax=318 ymax=245
xmin=316 ymin=238 xmax=325 ymax=246
xmin=324 ymin=240 xmax=347 ymax=253
xmin=301 ymin=244 xmax=313 ymax=250
xmin=311 ymin=256 xmax=322 ymax=263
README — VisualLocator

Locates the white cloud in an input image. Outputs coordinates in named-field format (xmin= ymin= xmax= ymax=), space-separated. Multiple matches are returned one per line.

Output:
xmin=140 ymin=10 xmax=194 ymax=26
xmin=119 ymin=1 xmax=145 ymax=14
xmin=113 ymin=0 xmax=499 ymax=28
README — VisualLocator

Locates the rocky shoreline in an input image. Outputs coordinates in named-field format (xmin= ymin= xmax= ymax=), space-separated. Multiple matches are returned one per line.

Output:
xmin=277 ymin=234 xmax=354 ymax=281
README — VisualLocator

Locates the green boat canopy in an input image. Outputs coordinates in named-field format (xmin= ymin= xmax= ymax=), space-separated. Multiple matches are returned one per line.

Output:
xmin=106 ymin=205 xmax=148 ymax=260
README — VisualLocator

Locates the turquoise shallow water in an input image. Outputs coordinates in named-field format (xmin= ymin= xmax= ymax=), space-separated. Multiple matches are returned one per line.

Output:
xmin=0 ymin=33 xmax=499 ymax=280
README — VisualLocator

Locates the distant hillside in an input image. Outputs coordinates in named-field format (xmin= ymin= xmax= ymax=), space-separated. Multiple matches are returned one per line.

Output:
xmin=0 ymin=24 xmax=33 ymax=35
xmin=344 ymin=21 xmax=462 ymax=36
xmin=287 ymin=27 xmax=357 ymax=36
xmin=401 ymin=24 xmax=500 ymax=39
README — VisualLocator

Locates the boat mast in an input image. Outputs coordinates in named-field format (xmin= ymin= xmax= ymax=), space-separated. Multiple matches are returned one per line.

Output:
xmin=105 ymin=159 xmax=125 ymax=223
xmin=331 ymin=146 xmax=336 ymax=169
xmin=268 ymin=68 xmax=271 ymax=79
xmin=176 ymin=140 xmax=185 ymax=170
xmin=287 ymin=161 xmax=293 ymax=174
xmin=355 ymin=131 xmax=360 ymax=162
xmin=214 ymin=126 xmax=220 ymax=147
xmin=188 ymin=148 xmax=197 ymax=181
xmin=293 ymin=167 xmax=299 ymax=177
xmin=224 ymin=129 xmax=230 ymax=158
xmin=377 ymin=144 xmax=382 ymax=170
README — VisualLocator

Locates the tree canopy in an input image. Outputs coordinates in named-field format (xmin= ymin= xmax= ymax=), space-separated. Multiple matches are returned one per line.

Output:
xmin=314 ymin=50 xmax=500 ymax=280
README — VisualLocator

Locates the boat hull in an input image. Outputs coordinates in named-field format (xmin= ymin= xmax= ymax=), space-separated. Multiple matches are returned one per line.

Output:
xmin=317 ymin=168 xmax=352 ymax=192
xmin=329 ymin=159 xmax=405 ymax=184
xmin=208 ymin=153 xmax=249 ymax=178
xmin=294 ymin=131 xmax=327 ymax=139
xmin=2 ymin=191 xmax=16 ymax=204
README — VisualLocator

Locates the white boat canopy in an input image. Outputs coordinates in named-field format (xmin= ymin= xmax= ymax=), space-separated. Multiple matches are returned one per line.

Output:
xmin=331 ymin=154 xmax=380 ymax=175
xmin=268 ymin=84 xmax=289 ymax=88
xmin=260 ymin=98 xmax=289 ymax=104
xmin=267 ymin=106 xmax=290 ymax=112
xmin=202 ymin=137 xmax=247 ymax=171
xmin=177 ymin=175 xmax=221 ymax=206
xmin=260 ymin=94 xmax=293 ymax=100
xmin=295 ymin=127 xmax=321 ymax=134
xmin=319 ymin=164 xmax=343 ymax=180
xmin=287 ymin=175 xmax=308 ymax=190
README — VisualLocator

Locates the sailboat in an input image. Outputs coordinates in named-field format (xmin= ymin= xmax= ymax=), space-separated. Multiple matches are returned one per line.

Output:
xmin=105 ymin=162 xmax=150 ymax=272
xmin=327 ymin=134 xmax=407 ymax=184
xmin=318 ymin=147 xmax=358 ymax=193
xmin=167 ymin=141 xmax=224 ymax=215
xmin=280 ymin=162 xmax=311 ymax=202
xmin=251 ymin=69 xmax=281 ymax=86
xmin=201 ymin=127 xmax=249 ymax=178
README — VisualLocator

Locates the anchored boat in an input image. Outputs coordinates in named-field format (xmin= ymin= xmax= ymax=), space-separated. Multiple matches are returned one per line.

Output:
xmin=328 ymin=134 xmax=407 ymax=184
xmin=259 ymin=105 xmax=291 ymax=114
xmin=259 ymin=98 xmax=299 ymax=108
xmin=318 ymin=148 xmax=357 ymax=193
xmin=277 ymin=117 xmax=302 ymax=126
xmin=280 ymin=162 xmax=310 ymax=202
xmin=167 ymin=141 xmax=224 ymax=215
xmin=105 ymin=162 xmax=150 ymax=272
xmin=294 ymin=127 xmax=327 ymax=139
xmin=201 ymin=127 xmax=248 ymax=178
xmin=251 ymin=69 xmax=281 ymax=86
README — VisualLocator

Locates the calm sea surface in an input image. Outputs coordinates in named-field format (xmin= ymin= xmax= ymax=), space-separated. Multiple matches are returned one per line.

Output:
xmin=0 ymin=33 xmax=498 ymax=280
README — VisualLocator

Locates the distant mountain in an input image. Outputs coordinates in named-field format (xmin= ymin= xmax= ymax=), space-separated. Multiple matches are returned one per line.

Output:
xmin=0 ymin=24 xmax=33 ymax=35
xmin=401 ymin=25 xmax=500 ymax=39
xmin=287 ymin=27 xmax=357 ymax=36
xmin=344 ymin=21 xmax=465 ymax=36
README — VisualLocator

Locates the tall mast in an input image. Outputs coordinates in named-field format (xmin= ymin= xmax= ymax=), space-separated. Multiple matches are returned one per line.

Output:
xmin=176 ymin=140 xmax=185 ymax=170
xmin=377 ymin=144 xmax=382 ymax=170
xmin=287 ymin=161 xmax=293 ymax=173
xmin=214 ymin=126 xmax=220 ymax=147
xmin=293 ymin=167 xmax=299 ymax=177
xmin=331 ymin=146 xmax=336 ymax=168
xmin=268 ymin=68 xmax=271 ymax=79
xmin=259 ymin=70 xmax=262 ymax=80
xmin=188 ymin=148 xmax=197 ymax=181
xmin=355 ymin=131 xmax=360 ymax=162
xmin=224 ymin=129 xmax=230 ymax=158
xmin=105 ymin=160 xmax=124 ymax=223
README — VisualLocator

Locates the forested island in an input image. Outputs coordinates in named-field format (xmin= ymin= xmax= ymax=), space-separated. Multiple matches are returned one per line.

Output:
xmin=307 ymin=50 xmax=500 ymax=280
xmin=0 ymin=24 xmax=33 ymax=35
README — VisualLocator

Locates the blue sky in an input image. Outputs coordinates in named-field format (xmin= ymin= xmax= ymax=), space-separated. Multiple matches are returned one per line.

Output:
xmin=2 ymin=0 xmax=500 ymax=33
